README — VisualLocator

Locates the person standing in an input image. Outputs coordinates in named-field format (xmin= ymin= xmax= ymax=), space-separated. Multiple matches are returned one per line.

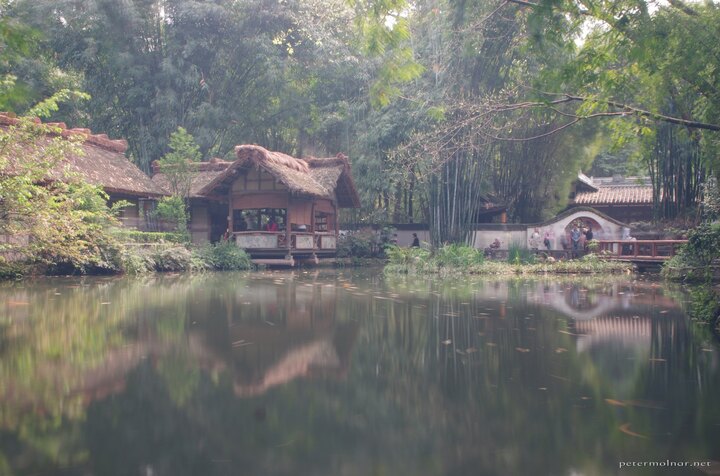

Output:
xmin=571 ymin=226 xmax=582 ymax=252
xmin=543 ymin=230 xmax=552 ymax=250
xmin=584 ymin=225 xmax=594 ymax=251
xmin=411 ymin=233 xmax=420 ymax=247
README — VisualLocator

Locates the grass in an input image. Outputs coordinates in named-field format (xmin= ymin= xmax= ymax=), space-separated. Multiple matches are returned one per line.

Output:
xmin=385 ymin=245 xmax=633 ymax=276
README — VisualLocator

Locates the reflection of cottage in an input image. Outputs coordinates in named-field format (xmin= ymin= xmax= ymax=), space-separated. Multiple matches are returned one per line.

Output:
xmin=187 ymin=275 xmax=359 ymax=397
xmin=153 ymin=145 xmax=361 ymax=264
xmin=0 ymin=113 xmax=166 ymax=230
xmin=568 ymin=173 xmax=655 ymax=223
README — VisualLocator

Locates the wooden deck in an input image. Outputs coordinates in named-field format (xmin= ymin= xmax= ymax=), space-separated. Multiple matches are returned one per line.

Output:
xmin=596 ymin=240 xmax=687 ymax=263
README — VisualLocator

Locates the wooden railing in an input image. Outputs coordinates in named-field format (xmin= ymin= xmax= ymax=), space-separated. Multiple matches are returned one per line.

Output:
xmin=596 ymin=240 xmax=687 ymax=261
xmin=233 ymin=231 xmax=335 ymax=250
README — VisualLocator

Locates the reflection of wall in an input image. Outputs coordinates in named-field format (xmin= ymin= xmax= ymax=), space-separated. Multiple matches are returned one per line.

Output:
xmin=574 ymin=316 xmax=653 ymax=354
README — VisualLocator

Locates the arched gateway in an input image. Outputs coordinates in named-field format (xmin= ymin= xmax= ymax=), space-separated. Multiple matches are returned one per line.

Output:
xmin=471 ymin=207 xmax=629 ymax=251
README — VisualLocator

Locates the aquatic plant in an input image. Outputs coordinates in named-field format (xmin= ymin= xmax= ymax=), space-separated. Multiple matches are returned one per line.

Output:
xmin=507 ymin=242 xmax=535 ymax=265
xmin=385 ymin=244 xmax=631 ymax=276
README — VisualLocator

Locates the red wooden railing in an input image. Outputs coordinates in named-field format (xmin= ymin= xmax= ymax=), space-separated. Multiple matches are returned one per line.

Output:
xmin=596 ymin=240 xmax=687 ymax=261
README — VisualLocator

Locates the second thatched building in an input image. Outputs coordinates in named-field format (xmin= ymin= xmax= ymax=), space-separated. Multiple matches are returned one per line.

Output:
xmin=152 ymin=144 xmax=360 ymax=265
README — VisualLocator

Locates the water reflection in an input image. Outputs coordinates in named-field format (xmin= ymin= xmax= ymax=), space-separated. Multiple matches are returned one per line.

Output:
xmin=0 ymin=272 xmax=718 ymax=475
xmin=187 ymin=276 xmax=357 ymax=397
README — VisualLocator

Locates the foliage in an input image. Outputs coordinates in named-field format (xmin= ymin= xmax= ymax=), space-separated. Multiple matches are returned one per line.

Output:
xmin=117 ymin=246 xmax=157 ymax=275
xmin=586 ymin=239 xmax=600 ymax=252
xmin=687 ymin=286 xmax=720 ymax=324
xmin=195 ymin=240 xmax=253 ymax=271
xmin=662 ymin=222 xmax=720 ymax=282
xmin=112 ymin=229 xmax=187 ymax=244
xmin=157 ymin=126 xmax=202 ymax=198
xmin=0 ymin=258 xmax=27 ymax=279
xmin=383 ymin=244 xmax=431 ymax=273
xmin=118 ymin=241 xmax=252 ymax=275
xmin=386 ymin=244 xmax=632 ymax=276
xmin=155 ymin=196 xmax=188 ymax=236
xmin=508 ymin=243 xmax=536 ymax=265
xmin=702 ymin=177 xmax=720 ymax=220
xmin=8 ymin=0 xmax=368 ymax=171
xmin=435 ymin=244 xmax=484 ymax=268
xmin=678 ymin=222 xmax=720 ymax=267
xmin=337 ymin=230 xmax=381 ymax=258
xmin=119 ymin=244 xmax=204 ymax=274
xmin=4 ymin=0 xmax=720 ymax=234
xmin=0 ymin=118 xmax=125 ymax=275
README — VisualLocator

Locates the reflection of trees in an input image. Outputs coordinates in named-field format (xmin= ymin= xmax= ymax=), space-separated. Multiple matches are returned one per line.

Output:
xmin=348 ymin=275 xmax=719 ymax=474
xmin=0 ymin=272 xmax=718 ymax=475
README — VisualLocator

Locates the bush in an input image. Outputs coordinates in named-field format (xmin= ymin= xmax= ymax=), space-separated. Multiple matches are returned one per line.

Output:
xmin=0 ymin=259 xmax=27 ymax=279
xmin=586 ymin=239 xmax=600 ymax=252
xmin=118 ymin=247 xmax=156 ymax=274
xmin=118 ymin=243 xmax=205 ymax=274
xmin=385 ymin=243 xmax=632 ymax=276
xmin=662 ymin=222 xmax=720 ymax=281
xmin=112 ymin=229 xmax=187 ymax=244
xmin=384 ymin=244 xmax=432 ymax=273
xmin=196 ymin=240 xmax=253 ymax=271
xmin=155 ymin=195 xmax=188 ymax=233
xmin=507 ymin=242 xmax=535 ymax=265
xmin=435 ymin=244 xmax=484 ymax=267
xmin=337 ymin=229 xmax=379 ymax=258
xmin=152 ymin=245 xmax=197 ymax=272
xmin=688 ymin=286 xmax=720 ymax=323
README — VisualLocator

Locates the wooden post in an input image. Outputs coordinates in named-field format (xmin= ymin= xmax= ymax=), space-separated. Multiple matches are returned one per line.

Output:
xmin=228 ymin=190 xmax=233 ymax=236
xmin=285 ymin=205 xmax=291 ymax=250
xmin=311 ymin=201 xmax=316 ymax=249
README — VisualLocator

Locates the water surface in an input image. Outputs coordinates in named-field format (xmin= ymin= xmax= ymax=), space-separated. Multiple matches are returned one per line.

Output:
xmin=0 ymin=269 xmax=718 ymax=475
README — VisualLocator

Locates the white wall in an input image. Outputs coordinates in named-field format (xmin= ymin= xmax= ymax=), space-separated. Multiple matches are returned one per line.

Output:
xmin=363 ymin=209 xmax=626 ymax=250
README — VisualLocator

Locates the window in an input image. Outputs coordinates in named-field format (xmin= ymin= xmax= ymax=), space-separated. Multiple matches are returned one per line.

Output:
xmin=233 ymin=208 xmax=286 ymax=232
xmin=314 ymin=211 xmax=333 ymax=232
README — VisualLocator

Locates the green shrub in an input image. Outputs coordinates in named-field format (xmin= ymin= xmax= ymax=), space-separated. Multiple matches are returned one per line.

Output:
xmin=385 ymin=244 xmax=632 ymax=276
xmin=384 ymin=244 xmax=432 ymax=273
xmin=155 ymin=195 xmax=188 ymax=233
xmin=586 ymin=239 xmax=600 ymax=252
xmin=118 ymin=247 xmax=156 ymax=274
xmin=112 ymin=229 xmax=187 ymax=244
xmin=688 ymin=286 xmax=720 ymax=323
xmin=434 ymin=244 xmax=484 ymax=267
xmin=507 ymin=242 xmax=535 ymax=265
xmin=337 ymin=230 xmax=378 ymax=258
xmin=196 ymin=240 xmax=253 ymax=271
xmin=0 ymin=259 xmax=27 ymax=279
xmin=662 ymin=222 xmax=720 ymax=281
xmin=152 ymin=245 xmax=195 ymax=272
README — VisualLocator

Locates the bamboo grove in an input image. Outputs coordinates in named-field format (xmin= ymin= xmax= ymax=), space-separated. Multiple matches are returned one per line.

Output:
xmin=1 ymin=0 xmax=719 ymax=246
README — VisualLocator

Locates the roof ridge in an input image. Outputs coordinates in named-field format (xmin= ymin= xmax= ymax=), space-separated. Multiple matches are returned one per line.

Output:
xmin=0 ymin=112 xmax=128 ymax=154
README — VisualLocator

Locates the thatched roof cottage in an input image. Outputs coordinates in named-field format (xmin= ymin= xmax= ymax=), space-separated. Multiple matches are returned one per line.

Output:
xmin=153 ymin=144 xmax=360 ymax=264
xmin=0 ymin=113 xmax=167 ymax=230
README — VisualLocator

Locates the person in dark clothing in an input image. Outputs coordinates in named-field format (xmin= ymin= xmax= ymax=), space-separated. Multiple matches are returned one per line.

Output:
xmin=411 ymin=233 xmax=420 ymax=247
xmin=584 ymin=226 xmax=594 ymax=251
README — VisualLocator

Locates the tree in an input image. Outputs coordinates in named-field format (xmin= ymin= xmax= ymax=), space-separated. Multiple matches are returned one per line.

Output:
xmin=0 ymin=117 xmax=124 ymax=273
xmin=502 ymin=0 xmax=720 ymax=218
xmin=155 ymin=126 xmax=201 ymax=234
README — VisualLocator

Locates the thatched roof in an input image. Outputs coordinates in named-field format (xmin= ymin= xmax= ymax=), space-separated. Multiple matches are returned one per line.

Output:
xmin=195 ymin=145 xmax=360 ymax=207
xmin=151 ymin=158 xmax=232 ymax=198
xmin=306 ymin=155 xmax=361 ymax=208
xmin=0 ymin=113 xmax=165 ymax=198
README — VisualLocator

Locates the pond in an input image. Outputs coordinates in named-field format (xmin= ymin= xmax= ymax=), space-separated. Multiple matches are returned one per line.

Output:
xmin=0 ymin=269 xmax=718 ymax=475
